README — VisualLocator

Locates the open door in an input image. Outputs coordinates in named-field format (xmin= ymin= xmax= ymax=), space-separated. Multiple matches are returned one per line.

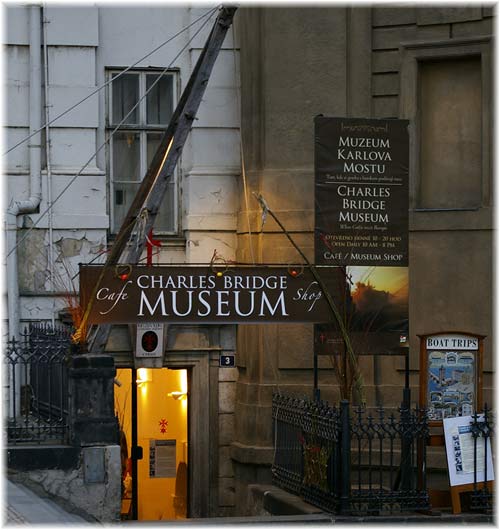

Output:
xmin=115 ymin=367 xmax=189 ymax=521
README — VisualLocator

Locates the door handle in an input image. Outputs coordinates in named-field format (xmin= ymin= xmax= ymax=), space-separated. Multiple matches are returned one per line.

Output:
xmin=132 ymin=445 xmax=143 ymax=460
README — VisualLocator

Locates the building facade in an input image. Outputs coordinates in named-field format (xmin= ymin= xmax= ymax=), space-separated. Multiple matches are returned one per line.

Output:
xmin=4 ymin=3 xmax=494 ymax=521
xmin=5 ymin=3 xmax=241 ymax=519
xmin=233 ymin=4 xmax=494 ymax=514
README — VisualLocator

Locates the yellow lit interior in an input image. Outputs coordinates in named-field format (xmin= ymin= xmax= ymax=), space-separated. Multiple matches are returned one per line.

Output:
xmin=115 ymin=368 xmax=188 ymax=521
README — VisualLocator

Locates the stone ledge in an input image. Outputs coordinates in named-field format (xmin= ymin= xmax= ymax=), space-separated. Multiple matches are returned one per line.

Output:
xmin=7 ymin=445 xmax=80 ymax=471
xmin=230 ymin=442 xmax=274 ymax=465
xmin=182 ymin=513 xmax=333 ymax=524
xmin=174 ymin=514 xmax=334 ymax=528
xmin=70 ymin=354 xmax=115 ymax=369
xmin=69 ymin=368 xmax=116 ymax=379
xmin=247 ymin=483 xmax=494 ymax=524
xmin=250 ymin=484 xmax=324 ymax=516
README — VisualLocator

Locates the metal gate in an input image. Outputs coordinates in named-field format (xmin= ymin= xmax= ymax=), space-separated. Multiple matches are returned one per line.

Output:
xmin=272 ymin=393 xmax=430 ymax=515
xmin=4 ymin=323 xmax=72 ymax=445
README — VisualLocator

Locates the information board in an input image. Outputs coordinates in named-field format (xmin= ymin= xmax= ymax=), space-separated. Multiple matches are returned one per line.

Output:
xmin=419 ymin=333 xmax=484 ymax=426
xmin=443 ymin=415 xmax=494 ymax=487
xmin=149 ymin=439 xmax=176 ymax=478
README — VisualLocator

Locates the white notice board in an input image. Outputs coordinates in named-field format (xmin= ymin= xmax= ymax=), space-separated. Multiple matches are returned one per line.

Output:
xmin=149 ymin=439 xmax=176 ymax=478
xmin=443 ymin=415 xmax=494 ymax=487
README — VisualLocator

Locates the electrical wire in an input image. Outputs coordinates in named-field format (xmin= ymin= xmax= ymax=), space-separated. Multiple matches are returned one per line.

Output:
xmin=3 ymin=6 xmax=219 ymax=156
xmin=229 ymin=27 xmax=285 ymax=403
xmin=229 ymin=25 xmax=286 ymax=405
xmin=231 ymin=22 xmax=256 ymax=266
xmin=54 ymin=9 xmax=221 ymax=344
xmin=6 ymin=8 xmax=217 ymax=260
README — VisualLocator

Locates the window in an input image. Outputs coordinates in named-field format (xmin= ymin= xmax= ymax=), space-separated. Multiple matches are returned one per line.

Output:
xmin=419 ymin=57 xmax=481 ymax=209
xmin=400 ymin=37 xmax=492 ymax=215
xmin=108 ymin=69 xmax=177 ymax=234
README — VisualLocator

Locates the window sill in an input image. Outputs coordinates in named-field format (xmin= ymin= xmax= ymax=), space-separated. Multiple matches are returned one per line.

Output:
xmin=409 ymin=206 xmax=493 ymax=232
xmin=413 ymin=207 xmax=480 ymax=213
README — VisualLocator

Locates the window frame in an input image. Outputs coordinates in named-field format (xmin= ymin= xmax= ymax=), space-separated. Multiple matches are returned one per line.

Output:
xmin=106 ymin=67 xmax=181 ymax=236
xmin=399 ymin=37 xmax=492 ymax=220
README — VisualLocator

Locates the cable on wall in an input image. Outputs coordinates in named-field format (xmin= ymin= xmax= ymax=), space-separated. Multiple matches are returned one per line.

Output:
xmin=3 ymin=6 xmax=219 ymax=157
xmin=230 ymin=23 xmax=285 ymax=405
xmin=6 ymin=7 xmax=218 ymax=260
xmin=231 ymin=20 xmax=256 ymax=265
xmin=42 ymin=3 xmax=56 ymax=327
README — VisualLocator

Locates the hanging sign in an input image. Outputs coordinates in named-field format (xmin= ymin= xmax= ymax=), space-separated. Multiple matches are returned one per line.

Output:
xmin=314 ymin=117 xmax=409 ymax=354
xmin=79 ymin=265 xmax=343 ymax=324
xmin=315 ymin=116 xmax=409 ymax=267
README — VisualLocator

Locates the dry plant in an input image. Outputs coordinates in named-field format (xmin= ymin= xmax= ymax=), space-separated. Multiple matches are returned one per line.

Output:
xmin=54 ymin=256 xmax=89 ymax=344
xmin=253 ymin=193 xmax=365 ymax=403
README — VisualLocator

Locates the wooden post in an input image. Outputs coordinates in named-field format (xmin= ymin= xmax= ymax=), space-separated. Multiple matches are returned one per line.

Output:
xmin=450 ymin=481 xmax=494 ymax=514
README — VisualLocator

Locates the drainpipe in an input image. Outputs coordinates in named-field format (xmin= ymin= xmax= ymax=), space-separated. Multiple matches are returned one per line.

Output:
xmin=7 ymin=5 xmax=43 ymax=341
xmin=42 ymin=4 xmax=55 ymax=326
xmin=6 ymin=5 xmax=42 ymax=417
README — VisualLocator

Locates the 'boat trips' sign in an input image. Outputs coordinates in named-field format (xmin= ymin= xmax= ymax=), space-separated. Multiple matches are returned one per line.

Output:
xmin=79 ymin=265 xmax=341 ymax=324
xmin=419 ymin=332 xmax=483 ymax=425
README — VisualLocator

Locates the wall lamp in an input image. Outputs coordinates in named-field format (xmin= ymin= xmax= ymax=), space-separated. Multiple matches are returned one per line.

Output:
xmin=136 ymin=368 xmax=152 ymax=386
xmin=168 ymin=391 xmax=188 ymax=400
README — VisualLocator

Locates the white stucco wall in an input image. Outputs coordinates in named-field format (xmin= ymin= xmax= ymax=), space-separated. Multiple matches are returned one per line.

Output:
xmin=4 ymin=4 xmax=241 ymax=323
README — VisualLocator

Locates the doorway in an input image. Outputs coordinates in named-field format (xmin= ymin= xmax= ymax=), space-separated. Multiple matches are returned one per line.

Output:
xmin=114 ymin=367 xmax=189 ymax=521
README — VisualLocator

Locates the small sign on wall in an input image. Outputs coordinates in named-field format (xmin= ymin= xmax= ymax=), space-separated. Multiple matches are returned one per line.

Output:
xmin=149 ymin=439 xmax=176 ymax=478
xmin=219 ymin=355 xmax=235 ymax=367
xmin=136 ymin=323 xmax=164 ymax=358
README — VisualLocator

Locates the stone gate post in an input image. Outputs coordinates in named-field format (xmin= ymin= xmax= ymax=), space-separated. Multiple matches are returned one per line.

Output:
xmin=68 ymin=353 xmax=119 ymax=446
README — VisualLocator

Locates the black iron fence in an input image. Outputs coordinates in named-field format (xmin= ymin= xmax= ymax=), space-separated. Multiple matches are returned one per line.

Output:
xmin=272 ymin=393 xmax=494 ymax=515
xmin=348 ymin=404 xmax=429 ymax=514
xmin=469 ymin=407 xmax=494 ymax=512
xmin=272 ymin=394 xmax=342 ymax=512
xmin=4 ymin=323 xmax=72 ymax=444
xmin=274 ymin=393 xmax=430 ymax=515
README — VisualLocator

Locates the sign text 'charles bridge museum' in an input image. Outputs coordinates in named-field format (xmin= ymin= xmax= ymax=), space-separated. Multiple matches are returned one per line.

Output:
xmin=80 ymin=265 xmax=338 ymax=324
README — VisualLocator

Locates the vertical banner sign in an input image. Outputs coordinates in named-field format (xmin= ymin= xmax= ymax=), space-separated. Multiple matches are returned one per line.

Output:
xmin=314 ymin=117 xmax=409 ymax=354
